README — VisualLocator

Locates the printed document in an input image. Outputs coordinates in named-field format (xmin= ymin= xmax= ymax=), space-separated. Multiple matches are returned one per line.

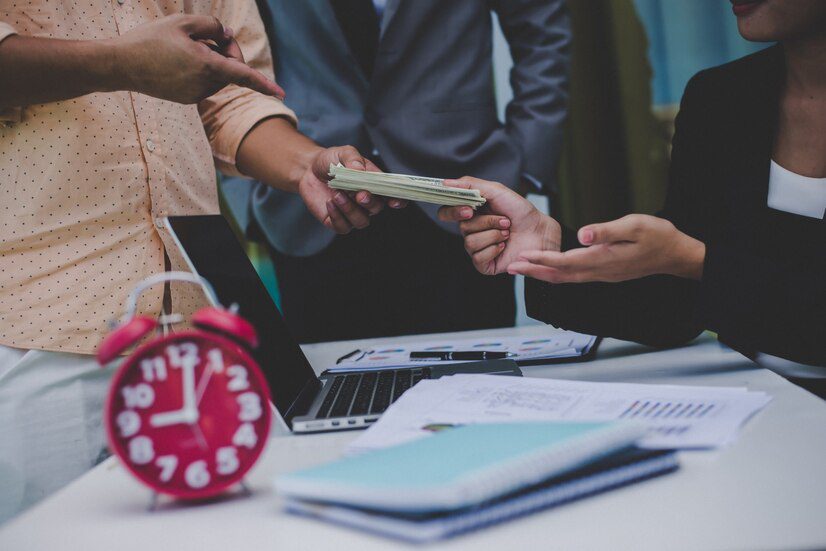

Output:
xmin=349 ymin=374 xmax=771 ymax=452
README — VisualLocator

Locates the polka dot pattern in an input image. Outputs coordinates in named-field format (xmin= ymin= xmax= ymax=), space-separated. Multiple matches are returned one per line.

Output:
xmin=0 ymin=1 xmax=294 ymax=354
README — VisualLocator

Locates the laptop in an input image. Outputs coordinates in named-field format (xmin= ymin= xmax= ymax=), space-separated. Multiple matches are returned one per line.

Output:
xmin=164 ymin=215 xmax=522 ymax=433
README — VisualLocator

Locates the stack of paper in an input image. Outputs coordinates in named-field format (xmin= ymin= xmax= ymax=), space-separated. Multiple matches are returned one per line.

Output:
xmin=327 ymin=164 xmax=486 ymax=208
xmin=348 ymin=374 xmax=772 ymax=453
xmin=331 ymin=331 xmax=597 ymax=372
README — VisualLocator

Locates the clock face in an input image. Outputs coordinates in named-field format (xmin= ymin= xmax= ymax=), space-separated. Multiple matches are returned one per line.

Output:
xmin=105 ymin=331 xmax=271 ymax=499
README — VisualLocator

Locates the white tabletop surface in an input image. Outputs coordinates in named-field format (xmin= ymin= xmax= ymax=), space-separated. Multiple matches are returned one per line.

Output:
xmin=2 ymin=327 xmax=826 ymax=551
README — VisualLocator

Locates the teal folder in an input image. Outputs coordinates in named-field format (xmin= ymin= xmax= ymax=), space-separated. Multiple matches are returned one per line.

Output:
xmin=275 ymin=422 xmax=646 ymax=512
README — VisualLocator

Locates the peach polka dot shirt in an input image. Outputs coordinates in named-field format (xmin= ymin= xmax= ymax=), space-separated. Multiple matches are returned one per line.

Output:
xmin=0 ymin=1 xmax=296 ymax=354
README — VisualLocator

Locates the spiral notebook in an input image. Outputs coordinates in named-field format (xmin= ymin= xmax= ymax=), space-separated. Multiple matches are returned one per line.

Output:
xmin=275 ymin=422 xmax=646 ymax=512
xmin=285 ymin=447 xmax=678 ymax=543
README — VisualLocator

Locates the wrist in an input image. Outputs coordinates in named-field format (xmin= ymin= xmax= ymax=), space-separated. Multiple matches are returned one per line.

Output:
xmin=672 ymin=234 xmax=705 ymax=280
xmin=87 ymin=38 xmax=130 ymax=93
xmin=538 ymin=215 xmax=562 ymax=252
xmin=292 ymin=144 xmax=325 ymax=194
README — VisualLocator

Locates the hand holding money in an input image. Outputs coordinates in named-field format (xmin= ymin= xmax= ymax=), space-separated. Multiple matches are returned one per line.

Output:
xmin=328 ymin=164 xmax=486 ymax=208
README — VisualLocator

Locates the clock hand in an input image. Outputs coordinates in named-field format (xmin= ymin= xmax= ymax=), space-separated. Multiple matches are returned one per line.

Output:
xmin=195 ymin=364 xmax=215 ymax=407
xmin=191 ymin=421 xmax=208 ymax=451
xmin=180 ymin=359 xmax=198 ymax=421
xmin=196 ymin=348 xmax=225 ymax=407
xmin=150 ymin=410 xmax=193 ymax=427
xmin=149 ymin=355 xmax=200 ymax=428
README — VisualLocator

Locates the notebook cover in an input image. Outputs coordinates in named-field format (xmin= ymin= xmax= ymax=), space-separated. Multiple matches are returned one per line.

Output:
xmin=285 ymin=448 xmax=679 ymax=543
xmin=275 ymin=422 xmax=645 ymax=511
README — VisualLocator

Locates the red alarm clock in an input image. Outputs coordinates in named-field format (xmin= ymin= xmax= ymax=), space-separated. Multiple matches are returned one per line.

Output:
xmin=97 ymin=272 xmax=271 ymax=500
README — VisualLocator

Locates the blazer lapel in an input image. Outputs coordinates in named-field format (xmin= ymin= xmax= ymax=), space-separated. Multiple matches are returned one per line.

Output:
xmin=726 ymin=45 xmax=786 ymax=245
xmin=309 ymin=0 xmax=370 ymax=86
xmin=379 ymin=0 xmax=401 ymax=39
xmin=744 ymin=46 xmax=784 ymax=212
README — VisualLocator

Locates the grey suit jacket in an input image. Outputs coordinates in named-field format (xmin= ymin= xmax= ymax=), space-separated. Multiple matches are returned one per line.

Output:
xmin=221 ymin=0 xmax=570 ymax=256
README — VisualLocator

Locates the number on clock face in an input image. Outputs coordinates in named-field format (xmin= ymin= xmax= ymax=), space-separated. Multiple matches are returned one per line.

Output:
xmin=107 ymin=334 xmax=270 ymax=498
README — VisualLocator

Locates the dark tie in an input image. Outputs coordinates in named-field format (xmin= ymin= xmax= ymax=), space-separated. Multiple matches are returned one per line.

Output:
xmin=330 ymin=0 xmax=381 ymax=80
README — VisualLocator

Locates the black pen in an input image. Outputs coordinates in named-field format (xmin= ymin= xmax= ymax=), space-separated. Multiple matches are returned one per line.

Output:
xmin=409 ymin=351 xmax=515 ymax=361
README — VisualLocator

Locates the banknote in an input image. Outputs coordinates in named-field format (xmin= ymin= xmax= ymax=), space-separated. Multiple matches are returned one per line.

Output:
xmin=328 ymin=164 xmax=486 ymax=208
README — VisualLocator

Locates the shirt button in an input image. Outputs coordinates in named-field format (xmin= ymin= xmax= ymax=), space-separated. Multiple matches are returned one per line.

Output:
xmin=371 ymin=148 xmax=380 ymax=157
xmin=117 ymin=0 xmax=125 ymax=4
xmin=145 ymin=139 xmax=156 ymax=152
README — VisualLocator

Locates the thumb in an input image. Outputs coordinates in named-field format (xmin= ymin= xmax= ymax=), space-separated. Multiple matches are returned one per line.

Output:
xmin=445 ymin=177 xmax=524 ymax=218
xmin=444 ymin=176 xmax=503 ymax=198
xmin=334 ymin=146 xmax=366 ymax=171
xmin=579 ymin=216 xmax=637 ymax=246
xmin=182 ymin=15 xmax=228 ymax=43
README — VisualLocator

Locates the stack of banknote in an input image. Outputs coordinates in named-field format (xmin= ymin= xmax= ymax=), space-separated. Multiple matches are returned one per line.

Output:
xmin=327 ymin=164 xmax=486 ymax=208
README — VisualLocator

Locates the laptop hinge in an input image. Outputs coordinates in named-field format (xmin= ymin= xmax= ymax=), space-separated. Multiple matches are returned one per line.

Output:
xmin=282 ymin=377 xmax=323 ymax=424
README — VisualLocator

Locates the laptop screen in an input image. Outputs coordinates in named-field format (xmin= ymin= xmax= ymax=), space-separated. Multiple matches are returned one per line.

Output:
xmin=165 ymin=215 xmax=319 ymax=422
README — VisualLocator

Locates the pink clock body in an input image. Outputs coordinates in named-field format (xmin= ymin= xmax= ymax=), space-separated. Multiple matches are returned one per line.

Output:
xmin=105 ymin=331 xmax=272 ymax=499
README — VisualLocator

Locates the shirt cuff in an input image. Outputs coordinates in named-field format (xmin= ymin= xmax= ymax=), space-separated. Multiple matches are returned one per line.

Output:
xmin=200 ymin=86 xmax=298 ymax=178
xmin=0 ymin=23 xmax=21 ymax=126
xmin=0 ymin=21 xmax=16 ymax=43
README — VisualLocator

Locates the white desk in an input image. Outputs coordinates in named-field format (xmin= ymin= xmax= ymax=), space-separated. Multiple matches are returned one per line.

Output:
xmin=3 ymin=327 xmax=826 ymax=551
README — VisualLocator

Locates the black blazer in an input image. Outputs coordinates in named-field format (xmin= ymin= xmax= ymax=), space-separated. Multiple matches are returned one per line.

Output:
xmin=526 ymin=45 xmax=825 ymax=367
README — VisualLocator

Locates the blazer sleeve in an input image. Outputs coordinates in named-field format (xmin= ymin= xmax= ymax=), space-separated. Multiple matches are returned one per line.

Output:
xmin=696 ymin=231 xmax=825 ymax=366
xmin=524 ymin=74 xmax=715 ymax=348
xmin=490 ymin=0 xmax=571 ymax=194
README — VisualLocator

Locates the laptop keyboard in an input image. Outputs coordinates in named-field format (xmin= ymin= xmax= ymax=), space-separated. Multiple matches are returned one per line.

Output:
xmin=316 ymin=368 xmax=430 ymax=419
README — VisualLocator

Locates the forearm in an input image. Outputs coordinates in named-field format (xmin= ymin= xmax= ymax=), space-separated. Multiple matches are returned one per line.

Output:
xmin=0 ymin=35 xmax=125 ymax=109
xmin=235 ymin=117 xmax=322 ymax=193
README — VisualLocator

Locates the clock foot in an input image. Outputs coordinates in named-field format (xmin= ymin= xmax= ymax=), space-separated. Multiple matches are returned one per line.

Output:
xmin=147 ymin=491 xmax=160 ymax=512
xmin=239 ymin=480 xmax=252 ymax=496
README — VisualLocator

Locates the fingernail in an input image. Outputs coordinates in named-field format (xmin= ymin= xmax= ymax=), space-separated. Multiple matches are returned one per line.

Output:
xmin=351 ymin=161 xmax=365 ymax=170
xmin=460 ymin=208 xmax=473 ymax=219
xmin=224 ymin=26 xmax=234 ymax=38
xmin=334 ymin=193 xmax=347 ymax=206
xmin=499 ymin=242 xmax=506 ymax=248
xmin=499 ymin=218 xmax=511 ymax=229
xmin=358 ymin=194 xmax=370 ymax=205
xmin=501 ymin=230 xmax=510 ymax=237
xmin=580 ymin=229 xmax=593 ymax=244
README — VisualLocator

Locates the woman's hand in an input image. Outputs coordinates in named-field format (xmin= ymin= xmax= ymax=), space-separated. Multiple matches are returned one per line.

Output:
xmin=508 ymin=214 xmax=706 ymax=283
xmin=438 ymin=178 xmax=561 ymax=275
